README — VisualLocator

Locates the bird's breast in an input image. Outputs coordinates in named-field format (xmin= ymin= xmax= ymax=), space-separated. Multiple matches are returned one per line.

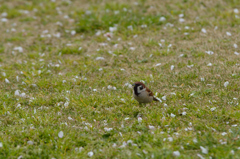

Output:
xmin=133 ymin=91 xmax=153 ymax=103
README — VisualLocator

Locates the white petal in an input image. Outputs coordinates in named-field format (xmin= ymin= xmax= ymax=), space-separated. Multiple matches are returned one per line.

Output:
xmin=88 ymin=151 xmax=94 ymax=157
xmin=138 ymin=117 xmax=142 ymax=123
xmin=197 ymin=154 xmax=205 ymax=159
xmin=162 ymin=96 xmax=166 ymax=100
xmin=179 ymin=14 xmax=184 ymax=17
xmin=27 ymin=141 xmax=34 ymax=145
xmin=120 ymin=98 xmax=125 ymax=102
xmin=200 ymin=146 xmax=208 ymax=154
xmin=205 ymin=51 xmax=214 ymax=55
xmin=71 ymin=30 xmax=76 ymax=35
xmin=182 ymin=112 xmax=187 ymax=115
xmin=58 ymin=131 xmax=64 ymax=138
xmin=234 ymin=9 xmax=239 ymax=14
xmin=179 ymin=54 xmax=184 ymax=57
xmin=234 ymin=52 xmax=239 ymax=55
xmin=1 ymin=12 xmax=7 ymax=17
xmin=193 ymin=138 xmax=198 ymax=143
xmin=201 ymin=28 xmax=207 ymax=33
xmin=1 ymin=18 xmax=8 ymax=22
xmin=141 ymin=24 xmax=147 ymax=28
xmin=179 ymin=18 xmax=185 ymax=23
xmin=224 ymin=81 xmax=229 ymax=87
xmin=15 ymin=90 xmax=20 ymax=96
xmin=149 ymin=125 xmax=155 ymax=130
xmin=159 ymin=17 xmax=166 ymax=21
xmin=53 ymin=32 xmax=61 ymax=38
xmin=168 ymin=137 xmax=173 ymax=142
xmin=187 ymin=64 xmax=194 ymax=68
xmin=127 ymin=25 xmax=133 ymax=30
xmin=207 ymin=63 xmax=212 ymax=66
xmin=20 ymin=93 xmax=26 ymax=98
xmin=109 ymin=26 xmax=117 ymax=32
xmin=170 ymin=113 xmax=176 ymax=118
xmin=95 ymin=57 xmax=105 ymax=60
xmin=210 ymin=107 xmax=216 ymax=111
xmin=17 ymin=156 xmax=23 ymax=159
xmin=14 ymin=46 xmax=23 ymax=52
xmin=129 ymin=47 xmax=135 ymax=51
xmin=85 ymin=10 xmax=92 ymax=15
xmin=133 ymin=35 xmax=138 ymax=38
xmin=5 ymin=78 xmax=10 ymax=83
xmin=104 ymin=127 xmax=113 ymax=132
xmin=154 ymin=97 xmax=162 ymax=103
xmin=64 ymin=101 xmax=69 ymax=107
xmin=95 ymin=30 xmax=101 ymax=36
xmin=226 ymin=32 xmax=232 ymax=36
xmin=173 ymin=151 xmax=180 ymax=157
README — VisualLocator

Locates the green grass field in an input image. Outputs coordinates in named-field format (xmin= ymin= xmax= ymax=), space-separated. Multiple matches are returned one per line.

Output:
xmin=1 ymin=0 xmax=240 ymax=158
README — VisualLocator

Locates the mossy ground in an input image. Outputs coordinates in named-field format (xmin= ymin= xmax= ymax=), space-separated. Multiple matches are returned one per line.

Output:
xmin=1 ymin=0 xmax=240 ymax=158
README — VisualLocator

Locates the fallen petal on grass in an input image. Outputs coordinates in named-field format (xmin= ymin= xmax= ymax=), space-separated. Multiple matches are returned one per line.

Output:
xmin=88 ymin=151 xmax=94 ymax=157
xmin=173 ymin=151 xmax=180 ymax=157
xmin=200 ymin=146 xmax=208 ymax=154
xmin=58 ymin=131 xmax=64 ymax=138
xmin=224 ymin=81 xmax=229 ymax=87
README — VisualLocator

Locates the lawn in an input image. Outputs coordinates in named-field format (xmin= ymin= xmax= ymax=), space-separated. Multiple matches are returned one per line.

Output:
xmin=1 ymin=0 xmax=240 ymax=158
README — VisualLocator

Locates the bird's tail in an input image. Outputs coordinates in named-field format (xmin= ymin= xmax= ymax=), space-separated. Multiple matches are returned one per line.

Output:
xmin=153 ymin=97 xmax=162 ymax=102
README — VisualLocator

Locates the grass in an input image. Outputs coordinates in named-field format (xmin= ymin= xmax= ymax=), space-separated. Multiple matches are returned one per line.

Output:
xmin=1 ymin=0 xmax=240 ymax=158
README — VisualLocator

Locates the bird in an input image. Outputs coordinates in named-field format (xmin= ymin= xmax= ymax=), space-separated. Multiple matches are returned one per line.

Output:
xmin=132 ymin=82 xmax=160 ymax=104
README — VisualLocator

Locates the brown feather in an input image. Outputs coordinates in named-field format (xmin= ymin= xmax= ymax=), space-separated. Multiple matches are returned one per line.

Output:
xmin=133 ymin=81 xmax=159 ymax=103
xmin=134 ymin=82 xmax=146 ymax=87
xmin=146 ymin=87 xmax=154 ymax=96
xmin=134 ymin=82 xmax=155 ymax=97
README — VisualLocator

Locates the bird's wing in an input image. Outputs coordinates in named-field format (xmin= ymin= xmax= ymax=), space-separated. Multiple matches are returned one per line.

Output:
xmin=146 ymin=87 xmax=161 ymax=102
xmin=146 ymin=87 xmax=154 ymax=96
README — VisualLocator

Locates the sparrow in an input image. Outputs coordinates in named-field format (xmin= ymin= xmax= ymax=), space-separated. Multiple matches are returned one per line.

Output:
xmin=132 ymin=82 xmax=160 ymax=103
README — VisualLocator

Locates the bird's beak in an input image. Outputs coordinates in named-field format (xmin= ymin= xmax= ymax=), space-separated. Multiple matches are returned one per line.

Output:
xmin=132 ymin=84 xmax=135 ymax=87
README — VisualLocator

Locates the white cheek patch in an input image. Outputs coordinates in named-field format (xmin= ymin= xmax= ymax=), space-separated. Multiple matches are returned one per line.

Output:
xmin=137 ymin=86 xmax=146 ymax=93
